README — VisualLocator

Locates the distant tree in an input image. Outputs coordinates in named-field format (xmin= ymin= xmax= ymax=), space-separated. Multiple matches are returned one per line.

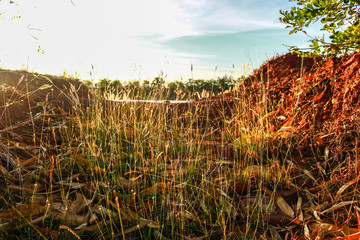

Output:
xmin=280 ymin=0 xmax=360 ymax=56
xmin=96 ymin=75 xmax=240 ymax=100
xmin=151 ymin=77 xmax=165 ymax=88
xmin=217 ymin=75 xmax=235 ymax=91
xmin=97 ymin=79 xmax=111 ymax=93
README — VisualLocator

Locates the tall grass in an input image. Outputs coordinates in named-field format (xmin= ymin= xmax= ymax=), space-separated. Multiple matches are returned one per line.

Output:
xmin=1 ymin=74 xmax=294 ymax=239
xmin=57 ymin=79 xmax=291 ymax=238
xmin=4 ymin=56 xmax=360 ymax=239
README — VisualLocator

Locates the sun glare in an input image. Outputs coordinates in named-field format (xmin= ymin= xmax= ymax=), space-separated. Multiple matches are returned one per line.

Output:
xmin=0 ymin=0 xmax=297 ymax=82
xmin=0 ymin=0 xmax=208 ymax=81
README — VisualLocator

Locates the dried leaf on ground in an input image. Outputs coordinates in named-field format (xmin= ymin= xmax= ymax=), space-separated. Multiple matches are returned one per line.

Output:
xmin=68 ymin=192 xmax=92 ymax=214
xmin=262 ymin=187 xmax=295 ymax=218
xmin=321 ymin=201 xmax=358 ymax=215
xmin=0 ymin=204 xmax=45 ymax=220
xmin=54 ymin=212 xmax=87 ymax=227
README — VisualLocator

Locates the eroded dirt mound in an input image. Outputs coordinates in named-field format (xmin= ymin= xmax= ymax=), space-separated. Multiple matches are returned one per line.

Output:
xmin=196 ymin=52 xmax=360 ymax=163
xmin=186 ymin=53 xmax=319 ymax=141
xmin=0 ymin=69 xmax=90 ymax=162
xmin=251 ymin=52 xmax=360 ymax=132
xmin=250 ymin=52 xmax=360 ymax=163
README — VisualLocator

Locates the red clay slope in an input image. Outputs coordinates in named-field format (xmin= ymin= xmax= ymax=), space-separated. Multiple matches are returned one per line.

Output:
xmin=252 ymin=52 xmax=360 ymax=155
xmin=196 ymin=52 xmax=360 ymax=166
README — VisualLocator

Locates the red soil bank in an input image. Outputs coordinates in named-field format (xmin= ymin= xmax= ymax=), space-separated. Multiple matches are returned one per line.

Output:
xmin=195 ymin=52 xmax=360 ymax=165
xmin=250 ymin=52 xmax=360 ymax=152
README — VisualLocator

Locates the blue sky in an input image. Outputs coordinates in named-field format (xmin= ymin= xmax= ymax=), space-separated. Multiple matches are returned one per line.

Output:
xmin=0 ymin=0 xmax=319 ymax=81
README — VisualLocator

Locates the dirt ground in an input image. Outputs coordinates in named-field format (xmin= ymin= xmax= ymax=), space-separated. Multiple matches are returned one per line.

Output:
xmin=0 ymin=70 xmax=89 ymax=137
xmin=0 ymin=69 xmax=90 ymax=168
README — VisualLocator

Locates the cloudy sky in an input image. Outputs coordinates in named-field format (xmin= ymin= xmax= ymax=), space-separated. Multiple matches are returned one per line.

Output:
xmin=0 ymin=0 xmax=318 ymax=81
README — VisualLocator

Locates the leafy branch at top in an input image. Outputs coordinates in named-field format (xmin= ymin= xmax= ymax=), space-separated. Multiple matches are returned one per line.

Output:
xmin=280 ymin=0 xmax=360 ymax=56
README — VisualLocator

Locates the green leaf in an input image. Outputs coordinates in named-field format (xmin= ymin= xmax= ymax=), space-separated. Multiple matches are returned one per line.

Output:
xmin=280 ymin=0 xmax=360 ymax=56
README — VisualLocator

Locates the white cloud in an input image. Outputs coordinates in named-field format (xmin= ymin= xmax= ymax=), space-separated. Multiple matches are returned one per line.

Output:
xmin=174 ymin=0 xmax=284 ymax=35
xmin=0 ymin=0 xmax=305 ymax=81
xmin=100 ymin=0 xmax=198 ymax=39
xmin=0 ymin=0 xmax=199 ymax=79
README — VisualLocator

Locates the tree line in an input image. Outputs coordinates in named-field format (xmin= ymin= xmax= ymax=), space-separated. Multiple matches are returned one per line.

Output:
xmin=95 ymin=75 xmax=242 ymax=100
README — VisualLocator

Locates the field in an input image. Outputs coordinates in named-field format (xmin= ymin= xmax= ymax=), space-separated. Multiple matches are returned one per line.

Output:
xmin=1 ymin=52 xmax=360 ymax=239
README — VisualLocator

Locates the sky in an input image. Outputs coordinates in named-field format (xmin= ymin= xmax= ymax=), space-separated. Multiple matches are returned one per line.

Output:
xmin=0 ymin=0 xmax=320 ymax=82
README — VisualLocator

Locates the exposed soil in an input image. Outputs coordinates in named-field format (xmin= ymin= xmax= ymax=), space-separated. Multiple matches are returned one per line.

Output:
xmin=0 ymin=70 xmax=89 ymax=139
xmin=0 ymin=69 xmax=90 ymax=168
xmin=249 ymin=52 xmax=360 ymax=146
xmin=195 ymin=52 xmax=360 ymax=166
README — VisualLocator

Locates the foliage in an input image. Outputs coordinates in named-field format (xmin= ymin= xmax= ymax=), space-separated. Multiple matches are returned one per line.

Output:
xmin=96 ymin=75 xmax=241 ymax=100
xmin=280 ymin=0 xmax=360 ymax=56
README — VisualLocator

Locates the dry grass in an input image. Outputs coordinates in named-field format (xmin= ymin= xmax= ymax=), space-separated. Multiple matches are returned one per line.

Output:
xmin=1 ymin=66 xmax=360 ymax=239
